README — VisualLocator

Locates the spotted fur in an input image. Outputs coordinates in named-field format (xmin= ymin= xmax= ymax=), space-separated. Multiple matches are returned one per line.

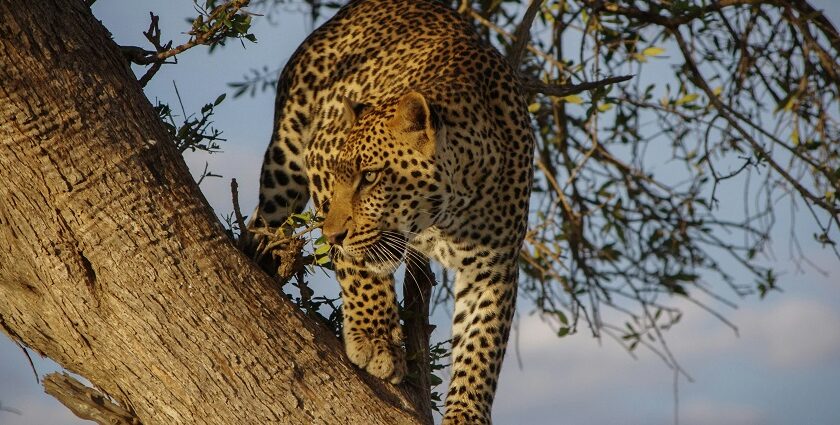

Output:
xmin=256 ymin=0 xmax=534 ymax=423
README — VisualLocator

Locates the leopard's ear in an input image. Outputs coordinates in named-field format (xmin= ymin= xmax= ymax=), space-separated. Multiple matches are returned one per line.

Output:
xmin=341 ymin=95 xmax=369 ymax=125
xmin=390 ymin=91 xmax=444 ymax=157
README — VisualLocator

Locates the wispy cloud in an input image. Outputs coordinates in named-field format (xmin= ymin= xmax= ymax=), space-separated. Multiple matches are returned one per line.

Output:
xmin=493 ymin=294 xmax=840 ymax=425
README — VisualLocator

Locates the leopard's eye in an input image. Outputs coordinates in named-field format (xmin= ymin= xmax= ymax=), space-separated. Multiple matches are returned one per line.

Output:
xmin=361 ymin=170 xmax=379 ymax=185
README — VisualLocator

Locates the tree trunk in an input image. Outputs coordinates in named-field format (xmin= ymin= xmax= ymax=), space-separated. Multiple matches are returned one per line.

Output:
xmin=0 ymin=1 xmax=425 ymax=424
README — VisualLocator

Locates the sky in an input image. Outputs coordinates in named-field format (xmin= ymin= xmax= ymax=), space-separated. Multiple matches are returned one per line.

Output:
xmin=2 ymin=1 xmax=840 ymax=424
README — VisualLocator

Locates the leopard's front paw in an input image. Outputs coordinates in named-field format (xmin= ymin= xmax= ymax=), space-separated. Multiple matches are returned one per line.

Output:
xmin=345 ymin=330 xmax=406 ymax=384
xmin=367 ymin=341 xmax=406 ymax=384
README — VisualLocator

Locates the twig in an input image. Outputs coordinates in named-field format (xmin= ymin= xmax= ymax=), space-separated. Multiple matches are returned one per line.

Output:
xmin=43 ymin=373 xmax=141 ymax=425
xmin=230 ymin=178 xmax=249 ymax=248
xmin=136 ymin=13 xmax=172 ymax=87
xmin=0 ymin=315 xmax=39 ymax=383
xmin=16 ymin=342 xmax=39 ymax=384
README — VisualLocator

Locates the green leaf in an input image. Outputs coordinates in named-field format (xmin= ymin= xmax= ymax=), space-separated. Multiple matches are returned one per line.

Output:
xmin=642 ymin=46 xmax=665 ymax=56
xmin=675 ymin=93 xmax=699 ymax=105
xmin=597 ymin=103 xmax=614 ymax=112
xmin=561 ymin=94 xmax=584 ymax=104
xmin=556 ymin=310 xmax=569 ymax=326
xmin=315 ymin=243 xmax=331 ymax=255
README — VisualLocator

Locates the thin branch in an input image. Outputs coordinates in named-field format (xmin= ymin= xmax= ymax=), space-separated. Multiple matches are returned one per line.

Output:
xmin=787 ymin=0 xmax=840 ymax=50
xmin=522 ymin=74 xmax=634 ymax=98
xmin=137 ymin=12 xmax=172 ymax=87
xmin=0 ymin=315 xmax=39 ymax=383
xmin=672 ymin=29 xmax=838 ymax=216
xmin=132 ymin=0 xmax=251 ymax=66
xmin=126 ymin=1 xmax=252 ymax=86
xmin=155 ymin=0 xmax=251 ymax=63
xmin=16 ymin=341 xmax=38 ymax=384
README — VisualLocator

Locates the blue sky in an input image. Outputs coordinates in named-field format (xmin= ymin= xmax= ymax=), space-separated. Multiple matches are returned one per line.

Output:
xmin=2 ymin=1 xmax=840 ymax=424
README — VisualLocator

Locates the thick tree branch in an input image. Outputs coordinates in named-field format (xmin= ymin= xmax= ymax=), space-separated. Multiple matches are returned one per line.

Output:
xmin=0 ymin=1 xmax=424 ymax=423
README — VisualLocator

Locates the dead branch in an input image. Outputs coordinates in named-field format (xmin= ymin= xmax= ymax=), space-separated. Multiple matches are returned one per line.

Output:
xmin=44 ymin=373 xmax=141 ymax=425
xmin=522 ymin=74 xmax=634 ymax=98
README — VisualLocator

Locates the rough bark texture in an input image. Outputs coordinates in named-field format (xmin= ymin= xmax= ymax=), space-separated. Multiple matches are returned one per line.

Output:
xmin=0 ymin=1 xmax=425 ymax=424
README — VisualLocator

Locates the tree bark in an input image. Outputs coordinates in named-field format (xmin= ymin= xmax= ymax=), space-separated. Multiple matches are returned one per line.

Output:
xmin=0 ymin=1 xmax=425 ymax=424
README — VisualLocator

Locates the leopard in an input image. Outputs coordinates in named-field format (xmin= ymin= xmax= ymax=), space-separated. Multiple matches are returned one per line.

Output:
xmin=255 ymin=0 xmax=534 ymax=423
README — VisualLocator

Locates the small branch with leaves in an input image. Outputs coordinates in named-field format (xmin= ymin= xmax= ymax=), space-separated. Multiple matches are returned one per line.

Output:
xmin=121 ymin=0 xmax=256 ymax=87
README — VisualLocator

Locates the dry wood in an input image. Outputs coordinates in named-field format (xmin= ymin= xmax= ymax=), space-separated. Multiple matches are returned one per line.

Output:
xmin=44 ymin=373 xmax=141 ymax=425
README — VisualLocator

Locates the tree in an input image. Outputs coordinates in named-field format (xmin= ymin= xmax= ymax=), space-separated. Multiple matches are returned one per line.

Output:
xmin=0 ymin=1 xmax=423 ymax=423
xmin=1 ymin=0 xmax=838 ymax=424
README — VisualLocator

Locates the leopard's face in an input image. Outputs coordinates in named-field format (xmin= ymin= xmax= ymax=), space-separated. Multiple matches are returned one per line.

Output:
xmin=322 ymin=92 xmax=449 ymax=272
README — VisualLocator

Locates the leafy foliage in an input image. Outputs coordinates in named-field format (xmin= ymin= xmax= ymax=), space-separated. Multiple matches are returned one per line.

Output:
xmin=427 ymin=339 xmax=451 ymax=412
xmin=154 ymin=89 xmax=228 ymax=185
xmin=156 ymin=92 xmax=227 ymax=154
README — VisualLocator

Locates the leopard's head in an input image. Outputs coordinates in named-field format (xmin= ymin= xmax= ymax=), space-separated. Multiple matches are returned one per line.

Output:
xmin=322 ymin=91 xmax=450 ymax=272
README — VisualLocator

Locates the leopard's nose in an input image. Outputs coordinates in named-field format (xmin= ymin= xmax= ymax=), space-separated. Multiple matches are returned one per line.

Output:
xmin=326 ymin=229 xmax=348 ymax=246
